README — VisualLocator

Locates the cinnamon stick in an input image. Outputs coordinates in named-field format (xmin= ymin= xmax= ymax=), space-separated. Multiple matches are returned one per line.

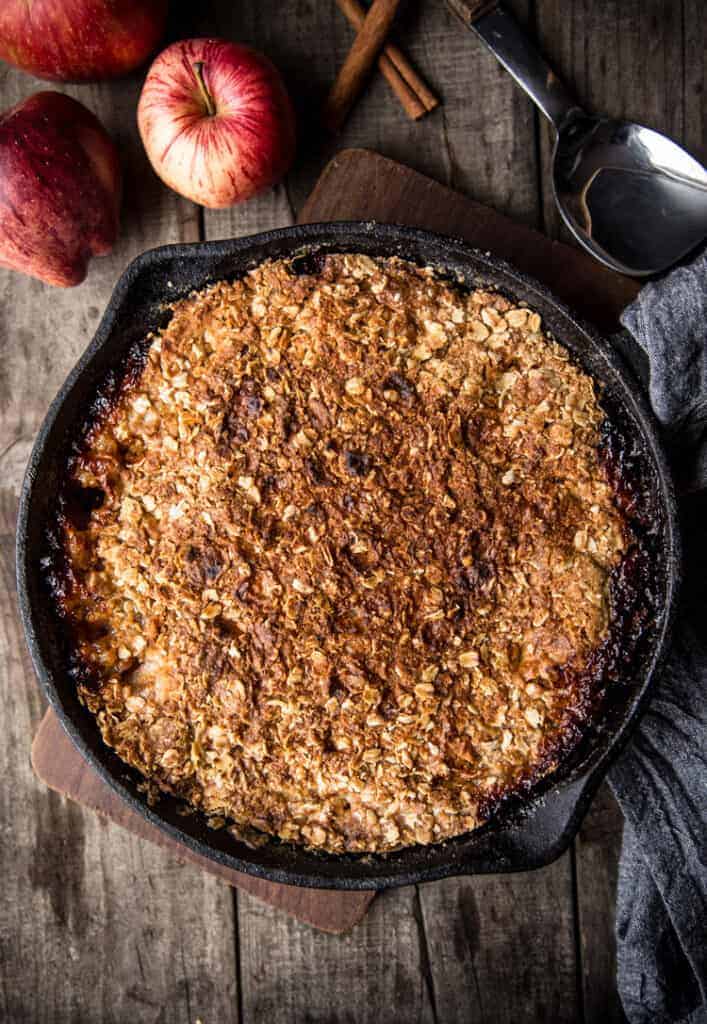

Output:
xmin=324 ymin=0 xmax=403 ymax=132
xmin=335 ymin=0 xmax=438 ymax=118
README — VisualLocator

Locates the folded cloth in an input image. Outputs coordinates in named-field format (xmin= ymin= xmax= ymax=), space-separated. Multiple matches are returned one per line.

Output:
xmin=607 ymin=249 xmax=707 ymax=1024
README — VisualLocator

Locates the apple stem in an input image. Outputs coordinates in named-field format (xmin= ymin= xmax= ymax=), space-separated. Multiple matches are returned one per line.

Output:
xmin=192 ymin=61 xmax=216 ymax=116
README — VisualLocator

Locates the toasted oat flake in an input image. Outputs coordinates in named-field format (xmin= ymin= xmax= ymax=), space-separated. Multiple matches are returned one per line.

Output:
xmin=55 ymin=253 xmax=629 ymax=855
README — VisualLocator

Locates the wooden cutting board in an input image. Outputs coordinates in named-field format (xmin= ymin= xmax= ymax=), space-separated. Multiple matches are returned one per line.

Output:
xmin=32 ymin=147 xmax=640 ymax=932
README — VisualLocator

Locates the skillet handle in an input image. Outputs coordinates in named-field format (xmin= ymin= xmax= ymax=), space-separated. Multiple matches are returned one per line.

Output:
xmin=458 ymin=772 xmax=601 ymax=874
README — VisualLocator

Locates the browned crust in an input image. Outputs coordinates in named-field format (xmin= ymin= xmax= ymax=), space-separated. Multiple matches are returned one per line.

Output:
xmin=50 ymin=254 xmax=639 ymax=853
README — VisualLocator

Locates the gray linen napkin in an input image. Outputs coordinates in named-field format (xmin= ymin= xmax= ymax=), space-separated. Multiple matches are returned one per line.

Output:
xmin=606 ymin=249 xmax=707 ymax=1024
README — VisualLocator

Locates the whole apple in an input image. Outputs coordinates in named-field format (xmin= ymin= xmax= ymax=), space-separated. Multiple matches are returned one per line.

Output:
xmin=137 ymin=38 xmax=296 ymax=209
xmin=0 ymin=0 xmax=168 ymax=82
xmin=0 ymin=92 xmax=121 ymax=287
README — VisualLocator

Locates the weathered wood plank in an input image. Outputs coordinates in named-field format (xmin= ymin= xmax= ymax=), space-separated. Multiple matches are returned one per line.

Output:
xmin=410 ymin=0 xmax=539 ymax=226
xmin=202 ymin=4 xmax=578 ymax=1012
xmin=418 ymin=860 xmax=580 ymax=1023
xmin=236 ymin=886 xmax=435 ymax=1024
xmin=683 ymin=0 xmax=706 ymax=163
xmin=0 ymin=60 xmax=238 ymax=1023
xmin=574 ymin=783 xmax=625 ymax=1024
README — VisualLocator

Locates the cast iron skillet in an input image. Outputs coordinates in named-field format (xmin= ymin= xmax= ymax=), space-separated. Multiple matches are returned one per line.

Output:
xmin=16 ymin=222 xmax=680 ymax=890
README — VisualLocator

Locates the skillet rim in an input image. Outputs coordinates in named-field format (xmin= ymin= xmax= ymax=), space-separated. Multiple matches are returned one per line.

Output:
xmin=16 ymin=221 xmax=681 ymax=889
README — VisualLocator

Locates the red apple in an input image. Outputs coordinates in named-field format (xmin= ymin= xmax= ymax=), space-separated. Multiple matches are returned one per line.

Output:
xmin=0 ymin=0 xmax=168 ymax=82
xmin=0 ymin=92 xmax=121 ymax=287
xmin=137 ymin=38 xmax=296 ymax=209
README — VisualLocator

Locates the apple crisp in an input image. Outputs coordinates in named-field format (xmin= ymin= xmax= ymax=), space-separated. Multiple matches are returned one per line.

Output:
xmin=55 ymin=253 xmax=632 ymax=853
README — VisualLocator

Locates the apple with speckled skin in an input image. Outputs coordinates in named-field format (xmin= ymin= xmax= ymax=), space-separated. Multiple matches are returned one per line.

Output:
xmin=137 ymin=38 xmax=296 ymax=209
xmin=0 ymin=92 xmax=121 ymax=287
xmin=0 ymin=0 xmax=168 ymax=82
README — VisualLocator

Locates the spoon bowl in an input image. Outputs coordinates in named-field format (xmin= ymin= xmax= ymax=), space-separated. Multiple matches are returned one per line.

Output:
xmin=553 ymin=116 xmax=707 ymax=276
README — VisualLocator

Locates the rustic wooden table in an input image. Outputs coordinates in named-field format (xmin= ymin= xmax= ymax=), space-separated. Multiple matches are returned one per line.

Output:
xmin=0 ymin=2 xmax=703 ymax=1022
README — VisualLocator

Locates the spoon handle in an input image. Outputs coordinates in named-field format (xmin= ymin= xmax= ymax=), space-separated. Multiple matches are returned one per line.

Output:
xmin=446 ymin=1 xmax=583 ymax=132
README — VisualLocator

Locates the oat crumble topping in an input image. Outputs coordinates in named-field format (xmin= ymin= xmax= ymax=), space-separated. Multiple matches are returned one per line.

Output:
xmin=56 ymin=254 xmax=629 ymax=853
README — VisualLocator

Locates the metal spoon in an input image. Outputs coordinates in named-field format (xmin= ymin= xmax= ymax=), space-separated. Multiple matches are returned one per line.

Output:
xmin=446 ymin=0 xmax=707 ymax=277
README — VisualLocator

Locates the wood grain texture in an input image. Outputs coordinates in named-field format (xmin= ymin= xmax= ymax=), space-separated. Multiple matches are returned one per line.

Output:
xmin=574 ymin=783 xmax=626 ymax=1024
xmin=418 ymin=866 xmax=579 ymax=1023
xmin=683 ymin=0 xmax=706 ymax=163
xmin=427 ymin=0 xmax=539 ymax=226
xmin=445 ymin=0 xmax=501 ymax=29
xmin=236 ymin=886 xmax=436 ymax=1024
xmin=192 ymin=72 xmax=550 ymax=1021
xmin=193 ymin=1 xmax=545 ymax=1012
